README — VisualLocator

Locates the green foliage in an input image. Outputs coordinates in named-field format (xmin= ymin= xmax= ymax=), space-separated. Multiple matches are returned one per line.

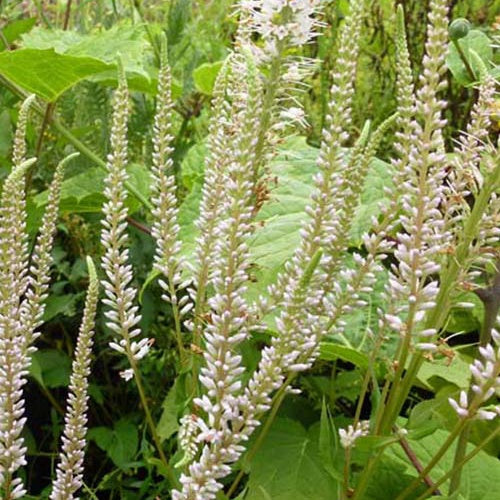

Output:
xmin=30 ymin=349 xmax=72 ymax=389
xmin=88 ymin=419 xmax=139 ymax=469
xmin=446 ymin=29 xmax=493 ymax=85
xmin=246 ymin=418 xmax=339 ymax=500
xmin=0 ymin=49 xmax=111 ymax=101
xmin=192 ymin=61 xmax=224 ymax=95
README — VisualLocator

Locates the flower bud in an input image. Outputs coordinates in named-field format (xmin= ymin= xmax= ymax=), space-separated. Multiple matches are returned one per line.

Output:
xmin=448 ymin=18 xmax=471 ymax=41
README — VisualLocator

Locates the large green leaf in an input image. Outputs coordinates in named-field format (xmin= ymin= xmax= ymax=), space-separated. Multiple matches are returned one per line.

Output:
xmin=0 ymin=48 xmax=111 ymax=101
xmin=21 ymin=24 xmax=156 ymax=92
xmin=157 ymin=378 xmax=186 ymax=442
xmin=416 ymin=354 xmax=471 ymax=391
xmin=193 ymin=61 xmax=224 ymax=95
xmin=319 ymin=342 xmax=370 ymax=369
xmin=88 ymin=419 xmax=139 ymax=469
xmin=246 ymin=418 xmax=339 ymax=500
xmin=386 ymin=429 xmax=500 ymax=499
xmin=30 ymin=349 xmax=72 ymax=389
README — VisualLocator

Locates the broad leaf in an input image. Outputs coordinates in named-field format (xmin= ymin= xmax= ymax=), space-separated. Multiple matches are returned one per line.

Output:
xmin=30 ymin=349 xmax=72 ymax=389
xmin=193 ymin=61 xmax=224 ymax=95
xmin=21 ymin=24 xmax=157 ymax=92
xmin=319 ymin=342 xmax=369 ymax=369
xmin=88 ymin=419 xmax=139 ymax=469
xmin=157 ymin=378 xmax=185 ymax=442
xmin=446 ymin=30 xmax=493 ymax=86
xmin=0 ymin=48 xmax=111 ymax=101
xmin=387 ymin=429 xmax=500 ymax=499
xmin=246 ymin=418 xmax=338 ymax=500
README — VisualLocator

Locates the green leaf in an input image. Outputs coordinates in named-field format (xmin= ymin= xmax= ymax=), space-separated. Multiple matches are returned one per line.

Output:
xmin=193 ymin=61 xmax=224 ymax=95
xmin=43 ymin=292 xmax=83 ymax=321
xmin=33 ymin=163 xmax=150 ymax=214
xmin=21 ymin=24 xmax=156 ymax=92
xmin=416 ymin=354 xmax=471 ymax=391
xmin=446 ymin=30 xmax=493 ymax=85
xmin=88 ymin=419 xmax=139 ymax=469
xmin=157 ymin=379 xmax=185 ymax=442
xmin=246 ymin=418 xmax=338 ymax=500
xmin=0 ymin=49 xmax=112 ymax=101
xmin=319 ymin=342 xmax=370 ymax=369
xmin=1 ymin=18 xmax=37 ymax=50
xmin=447 ymin=291 xmax=484 ymax=334
xmin=30 ymin=349 xmax=72 ymax=389
xmin=386 ymin=429 xmax=500 ymax=499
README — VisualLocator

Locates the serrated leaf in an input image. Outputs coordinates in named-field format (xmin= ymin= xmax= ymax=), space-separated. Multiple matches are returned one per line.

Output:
xmin=157 ymin=379 xmax=185 ymax=442
xmin=246 ymin=418 xmax=338 ymax=500
xmin=21 ymin=24 xmax=156 ymax=93
xmin=386 ymin=429 xmax=500 ymax=499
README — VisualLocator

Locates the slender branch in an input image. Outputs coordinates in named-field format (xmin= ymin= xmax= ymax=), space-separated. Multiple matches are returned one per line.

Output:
xmin=452 ymin=39 xmax=476 ymax=82
xmin=416 ymin=426 xmax=500 ymax=500
xmin=396 ymin=427 xmax=441 ymax=495
xmin=63 ymin=0 xmax=73 ymax=30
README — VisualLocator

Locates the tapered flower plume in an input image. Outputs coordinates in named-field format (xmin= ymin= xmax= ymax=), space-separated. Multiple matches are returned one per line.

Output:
xmin=21 ymin=153 xmax=79 ymax=347
xmin=150 ymin=42 xmax=190 ymax=358
xmin=188 ymin=55 xmax=250 ymax=342
xmin=267 ymin=0 xmax=367 ymax=311
xmin=50 ymin=257 xmax=99 ymax=500
xmin=0 ymin=97 xmax=72 ymax=498
xmin=100 ymin=64 xmax=150 ymax=381
xmin=384 ymin=0 xmax=450 ymax=355
xmin=174 ymin=52 xmax=263 ymax=500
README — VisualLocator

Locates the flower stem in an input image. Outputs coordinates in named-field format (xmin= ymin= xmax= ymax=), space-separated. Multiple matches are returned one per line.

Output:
xmin=130 ymin=358 xmax=179 ymax=489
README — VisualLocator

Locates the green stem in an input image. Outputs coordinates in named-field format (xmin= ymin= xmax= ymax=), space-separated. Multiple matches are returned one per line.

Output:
xmin=416 ymin=426 xmax=500 ymax=500
xmin=130 ymin=358 xmax=179 ymax=489
xmin=395 ymin=419 xmax=467 ymax=500
xmin=379 ymin=157 xmax=500 ymax=435
xmin=452 ymin=39 xmax=476 ymax=82
xmin=449 ymin=262 xmax=500 ymax=494
xmin=342 ymin=446 xmax=352 ymax=500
